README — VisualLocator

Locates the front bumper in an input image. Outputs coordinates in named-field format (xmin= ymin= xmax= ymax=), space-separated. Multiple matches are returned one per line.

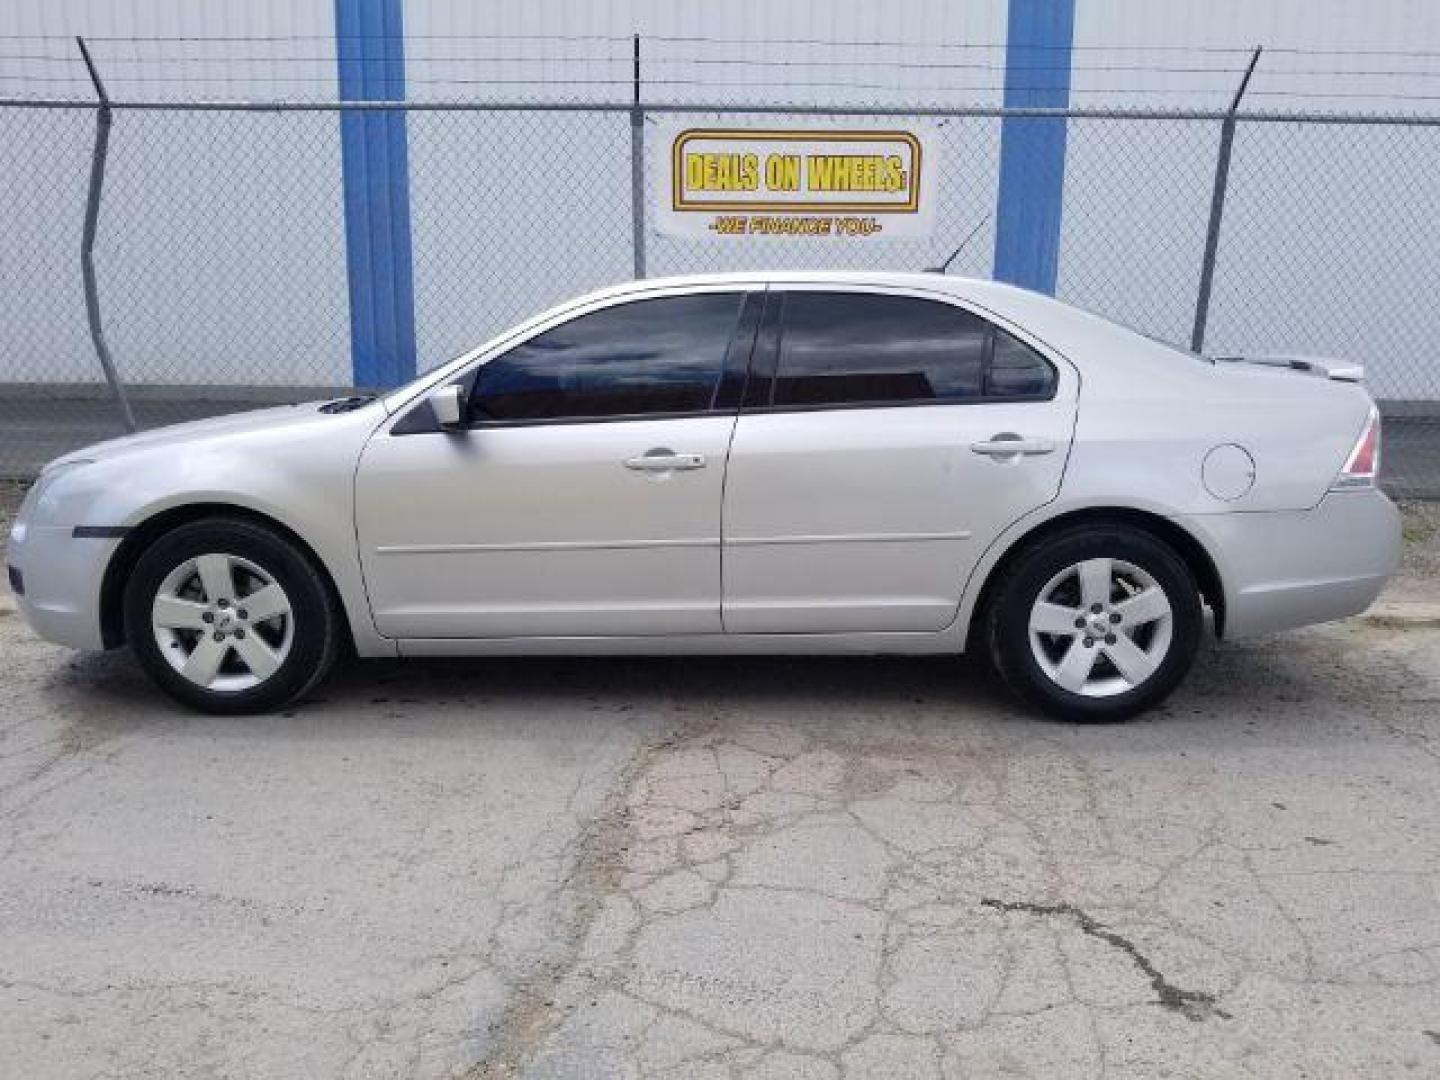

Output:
xmin=6 ymin=523 xmax=118 ymax=650
xmin=1182 ymin=489 xmax=1401 ymax=638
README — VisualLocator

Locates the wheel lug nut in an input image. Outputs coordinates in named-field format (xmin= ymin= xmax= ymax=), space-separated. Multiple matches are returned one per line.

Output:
xmin=1109 ymin=612 xmax=1121 ymax=624
xmin=202 ymin=612 xmax=214 ymax=624
xmin=212 ymin=631 xmax=224 ymax=642
xmin=1083 ymin=636 xmax=1095 ymax=648
xmin=237 ymin=609 xmax=248 ymax=620
xmin=1105 ymin=634 xmax=1117 ymax=645
xmin=234 ymin=627 xmax=246 ymax=640
xmin=217 ymin=599 xmax=230 ymax=609
xmin=1074 ymin=617 xmax=1087 ymax=629
xmin=1090 ymin=603 xmax=1103 ymax=614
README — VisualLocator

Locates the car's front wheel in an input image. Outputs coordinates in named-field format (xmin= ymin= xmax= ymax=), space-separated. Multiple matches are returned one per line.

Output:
xmin=986 ymin=524 xmax=1203 ymax=722
xmin=123 ymin=517 xmax=341 ymax=714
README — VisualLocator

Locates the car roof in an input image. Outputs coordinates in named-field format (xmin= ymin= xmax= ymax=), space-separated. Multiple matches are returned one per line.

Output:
xmin=583 ymin=271 xmax=1079 ymax=341
xmin=594 ymin=268 xmax=1006 ymax=294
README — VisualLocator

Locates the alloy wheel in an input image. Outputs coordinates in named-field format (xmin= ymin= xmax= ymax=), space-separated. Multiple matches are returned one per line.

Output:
xmin=1027 ymin=557 xmax=1174 ymax=698
xmin=151 ymin=553 xmax=295 ymax=692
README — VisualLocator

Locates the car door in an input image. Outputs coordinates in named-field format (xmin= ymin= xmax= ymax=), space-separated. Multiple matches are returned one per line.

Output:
xmin=356 ymin=288 xmax=761 ymax=639
xmin=722 ymin=285 xmax=1077 ymax=634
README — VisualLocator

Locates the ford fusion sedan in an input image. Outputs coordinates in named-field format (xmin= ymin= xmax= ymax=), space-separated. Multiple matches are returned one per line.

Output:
xmin=6 ymin=272 xmax=1400 ymax=720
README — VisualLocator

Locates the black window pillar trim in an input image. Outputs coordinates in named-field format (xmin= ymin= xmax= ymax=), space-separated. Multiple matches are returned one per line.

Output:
xmin=711 ymin=291 xmax=765 ymax=412
xmin=739 ymin=292 xmax=783 ymax=410
xmin=980 ymin=324 xmax=999 ymax=398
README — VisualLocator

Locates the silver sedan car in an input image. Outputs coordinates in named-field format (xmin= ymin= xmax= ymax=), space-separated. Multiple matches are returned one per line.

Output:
xmin=6 ymin=273 xmax=1400 ymax=721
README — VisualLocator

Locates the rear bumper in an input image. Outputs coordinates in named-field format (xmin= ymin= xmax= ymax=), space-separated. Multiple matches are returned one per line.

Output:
xmin=6 ymin=524 xmax=114 ymax=650
xmin=1181 ymin=489 xmax=1401 ymax=639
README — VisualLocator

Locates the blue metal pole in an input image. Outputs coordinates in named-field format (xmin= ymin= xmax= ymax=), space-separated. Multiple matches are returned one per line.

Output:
xmin=335 ymin=0 xmax=416 ymax=387
xmin=993 ymin=0 xmax=1076 ymax=295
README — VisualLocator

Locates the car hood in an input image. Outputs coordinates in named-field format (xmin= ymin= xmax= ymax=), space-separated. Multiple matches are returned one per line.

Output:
xmin=49 ymin=399 xmax=386 ymax=469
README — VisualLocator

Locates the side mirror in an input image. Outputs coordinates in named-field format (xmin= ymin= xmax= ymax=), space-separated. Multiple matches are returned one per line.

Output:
xmin=429 ymin=384 xmax=466 ymax=429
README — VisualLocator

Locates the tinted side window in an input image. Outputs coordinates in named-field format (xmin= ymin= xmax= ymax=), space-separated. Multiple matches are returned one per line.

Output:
xmin=471 ymin=293 xmax=742 ymax=422
xmin=772 ymin=293 xmax=987 ymax=407
xmin=988 ymin=328 xmax=1056 ymax=398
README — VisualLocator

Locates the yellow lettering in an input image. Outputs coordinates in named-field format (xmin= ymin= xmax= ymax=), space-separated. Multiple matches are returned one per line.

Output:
xmin=884 ymin=155 xmax=905 ymax=192
xmin=685 ymin=152 xmax=760 ymax=192
xmin=805 ymin=155 xmax=905 ymax=193
xmin=764 ymin=153 xmax=801 ymax=192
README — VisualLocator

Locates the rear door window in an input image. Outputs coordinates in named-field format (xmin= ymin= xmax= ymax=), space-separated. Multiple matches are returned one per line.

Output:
xmin=758 ymin=291 xmax=1055 ymax=409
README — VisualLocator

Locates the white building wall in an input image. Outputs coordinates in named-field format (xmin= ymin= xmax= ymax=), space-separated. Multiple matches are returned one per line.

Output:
xmin=1063 ymin=0 xmax=1440 ymax=399
xmin=0 ymin=1 xmax=1437 ymax=398
xmin=0 ymin=0 xmax=352 ymax=387
xmin=401 ymin=0 xmax=1010 ymax=373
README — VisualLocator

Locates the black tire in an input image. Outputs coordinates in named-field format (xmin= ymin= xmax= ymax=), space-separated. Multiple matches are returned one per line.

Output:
xmin=123 ymin=517 xmax=341 ymax=714
xmin=985 ymin=524 xmax=1203 ymax=722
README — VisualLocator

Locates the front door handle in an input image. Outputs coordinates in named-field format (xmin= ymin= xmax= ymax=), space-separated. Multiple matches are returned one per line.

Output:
xmin=971 ymin=434 xmax=1056 ymax=458
xmin=624 ymin=448 xmax=707 ymax=472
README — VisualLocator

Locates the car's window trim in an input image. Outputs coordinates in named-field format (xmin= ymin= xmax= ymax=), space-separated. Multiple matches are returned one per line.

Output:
xmin=741 ymin=286 xmax=1059 ymax=415
xmin=464 ymin=409 xmax=741 ymax=430
xmin=737 ymin=392 xmax=1063 ymax=417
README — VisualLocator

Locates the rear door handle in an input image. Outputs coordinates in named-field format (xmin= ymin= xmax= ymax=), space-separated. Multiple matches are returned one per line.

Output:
xmin=970 ymin=435 xmax=1056 ymax=458
xmin=624 ymin=449 xmax=707 ymax=471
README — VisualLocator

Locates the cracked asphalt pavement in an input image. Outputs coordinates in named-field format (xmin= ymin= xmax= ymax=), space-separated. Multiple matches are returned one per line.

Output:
xmin=2 ymin=493 xmax=1440 ymax=1077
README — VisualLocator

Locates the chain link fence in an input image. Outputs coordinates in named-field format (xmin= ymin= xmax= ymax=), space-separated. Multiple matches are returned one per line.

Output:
xmin=0 ymin=95 xmax=1437 ymax=496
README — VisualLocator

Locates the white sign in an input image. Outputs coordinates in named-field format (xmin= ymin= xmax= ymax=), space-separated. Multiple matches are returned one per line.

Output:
xmin=654 ymin=123 xmax=938 ymax=240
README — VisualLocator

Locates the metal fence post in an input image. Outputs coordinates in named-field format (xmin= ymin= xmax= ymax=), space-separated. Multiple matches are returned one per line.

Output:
xmin=1190 ymin=46 xmax=1262 ymax=354
xmin=76 ymin=36 xmax=136 ymax=433
xmin=630 ymin=33 xmax=646 ymax=280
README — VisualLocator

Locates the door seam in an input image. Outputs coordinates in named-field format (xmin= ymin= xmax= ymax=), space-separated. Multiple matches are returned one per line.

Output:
xmin=719 ymin=286 xmax=771 ymax=633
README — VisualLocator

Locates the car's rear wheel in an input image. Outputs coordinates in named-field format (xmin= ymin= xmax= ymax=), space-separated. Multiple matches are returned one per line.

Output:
xmin=986 ymin=524 xmax=1203 ymax=722
xmin=123 ymin=518 xmax=341 ymax=714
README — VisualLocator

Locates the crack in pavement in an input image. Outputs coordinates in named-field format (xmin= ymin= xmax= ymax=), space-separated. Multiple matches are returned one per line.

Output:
xmin=466 ymin=715 xmax=719 ymax=1079
xmin=455 ymin=633 xmax=1440 ymax=1077
xmin=980 ymin=897 xmax=1230 ymax=1022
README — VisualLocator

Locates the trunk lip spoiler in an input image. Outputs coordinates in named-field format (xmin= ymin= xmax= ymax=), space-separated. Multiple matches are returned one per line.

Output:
xmin=1211 ymin=353 xmax=1364 ymax=383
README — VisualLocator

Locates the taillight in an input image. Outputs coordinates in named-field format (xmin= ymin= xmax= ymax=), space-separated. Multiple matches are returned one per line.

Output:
xmin=1332 ymin=406 xmax=1381 ymax=490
